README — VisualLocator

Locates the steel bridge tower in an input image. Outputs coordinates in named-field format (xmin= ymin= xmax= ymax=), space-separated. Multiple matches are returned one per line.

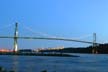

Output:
xmin=13 ymin=23 xmax=18 ymax=52
xmin=92 ymin=33 xmax=98 ymax=54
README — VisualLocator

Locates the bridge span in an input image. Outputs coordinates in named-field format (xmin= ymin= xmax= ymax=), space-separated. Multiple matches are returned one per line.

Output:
xmin=0 ymin=36 xmax=100 ymax=44
xmin=0 ymin=23 xmax=101 ymax=53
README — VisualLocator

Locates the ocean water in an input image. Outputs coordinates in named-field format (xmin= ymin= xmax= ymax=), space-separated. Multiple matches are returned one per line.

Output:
xmin=0 ymin=54 xmax=108 ymax=72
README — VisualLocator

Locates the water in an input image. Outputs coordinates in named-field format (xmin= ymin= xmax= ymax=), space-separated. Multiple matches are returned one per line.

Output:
xmin=0 ymin=54 xmax=108 ymax=72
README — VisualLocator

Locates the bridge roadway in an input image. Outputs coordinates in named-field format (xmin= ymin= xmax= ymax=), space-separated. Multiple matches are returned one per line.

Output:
xmin=0 ymin=36 xmax=100 ymax=44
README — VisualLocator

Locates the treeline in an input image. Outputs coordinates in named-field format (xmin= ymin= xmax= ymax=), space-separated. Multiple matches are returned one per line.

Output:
xmin=40 ymin=43 xmax=108 ymax=54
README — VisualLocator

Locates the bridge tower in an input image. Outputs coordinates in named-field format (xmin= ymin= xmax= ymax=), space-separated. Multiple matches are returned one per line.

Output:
xmin=92 ymin=33 xmax=98 ymax=54
xmin=13 ymin=23 xmax=18 ymax=52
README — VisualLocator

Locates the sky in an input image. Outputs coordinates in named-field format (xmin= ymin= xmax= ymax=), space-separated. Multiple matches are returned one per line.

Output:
xmin=0 ymin=0 xmax=108 ymax=50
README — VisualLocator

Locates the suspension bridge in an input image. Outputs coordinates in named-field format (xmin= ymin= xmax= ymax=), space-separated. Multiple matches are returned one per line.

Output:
xmin=0 ymin=23 xmax=101 ymax=53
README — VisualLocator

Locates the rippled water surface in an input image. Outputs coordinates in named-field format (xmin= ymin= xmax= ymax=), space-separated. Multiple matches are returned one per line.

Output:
xmin=0 ymin=54 xmax=108 ymax=72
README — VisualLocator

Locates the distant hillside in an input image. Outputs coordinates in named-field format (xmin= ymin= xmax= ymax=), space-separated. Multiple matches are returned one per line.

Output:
xmin=40 ymin=43 xmax=108 ymax=54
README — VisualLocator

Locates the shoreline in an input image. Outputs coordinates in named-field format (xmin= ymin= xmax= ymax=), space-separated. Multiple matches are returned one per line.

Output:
xmin=0 ymin=52 xmax=79 ymax=57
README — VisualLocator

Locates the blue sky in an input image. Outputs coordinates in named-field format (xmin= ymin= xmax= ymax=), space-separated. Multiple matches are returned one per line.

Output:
xmin=0 ymin=0 xmax=108 ymax=49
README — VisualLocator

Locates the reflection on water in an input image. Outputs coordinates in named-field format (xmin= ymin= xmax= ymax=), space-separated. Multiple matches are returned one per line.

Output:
xmin=12 ymin=56 xmax=19 ymax=72
xmin=0 ymin=54 xmax=108 ymax=72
